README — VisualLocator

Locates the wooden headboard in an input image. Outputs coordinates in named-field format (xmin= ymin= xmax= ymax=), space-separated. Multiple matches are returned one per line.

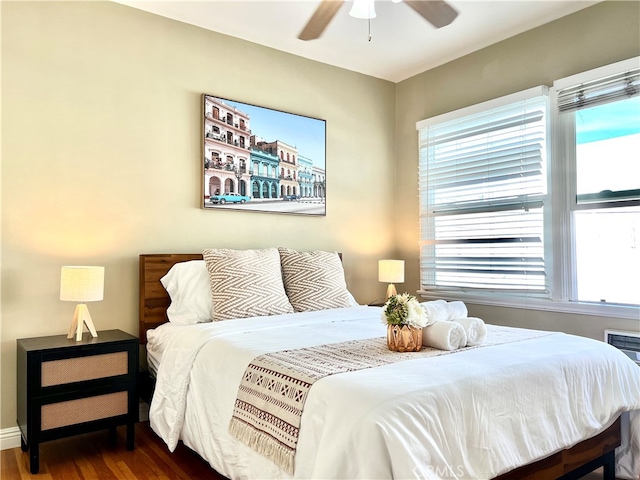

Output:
xmin=139 ymin=253 xmax=202 ymax=344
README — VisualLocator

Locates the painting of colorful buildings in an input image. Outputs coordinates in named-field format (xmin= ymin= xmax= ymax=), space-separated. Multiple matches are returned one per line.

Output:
xmin=203 ymin=95 xmax=326 ymax=215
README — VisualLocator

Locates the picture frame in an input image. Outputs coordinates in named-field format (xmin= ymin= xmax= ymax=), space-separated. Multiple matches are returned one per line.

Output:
xmin=202 ymin=94 xmax=326 ymax=216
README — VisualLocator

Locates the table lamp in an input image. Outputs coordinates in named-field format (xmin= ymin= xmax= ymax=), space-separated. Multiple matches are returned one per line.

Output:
xmin=60 ymin=266 xmax=104 ymax=341
xmin=378 ymin=260 xmax=405 ymax=300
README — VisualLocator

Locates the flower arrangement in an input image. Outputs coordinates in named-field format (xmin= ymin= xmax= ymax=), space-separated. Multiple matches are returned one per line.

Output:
xmin=381 ymin=293 xmax=428 ymax=329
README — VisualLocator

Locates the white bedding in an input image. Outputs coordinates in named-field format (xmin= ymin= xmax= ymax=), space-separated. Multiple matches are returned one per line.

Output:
xmin=148 ymin=306 xmax=640 ymax=479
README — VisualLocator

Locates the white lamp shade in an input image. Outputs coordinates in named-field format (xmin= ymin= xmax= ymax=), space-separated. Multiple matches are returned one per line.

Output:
xmin=349 ymin=0 xmax=376 ymax=19
xmin=60 ymin=266 xmax=105 ymax=302
xmin=378 ymin=260 xmax=405 ymax=283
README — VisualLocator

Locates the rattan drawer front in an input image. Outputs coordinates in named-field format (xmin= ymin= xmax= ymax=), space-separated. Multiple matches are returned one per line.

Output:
xmin=41 ymin=351 xmax=128 ymax=387
xmin=41 ymin=391 xmax=128 ymax=431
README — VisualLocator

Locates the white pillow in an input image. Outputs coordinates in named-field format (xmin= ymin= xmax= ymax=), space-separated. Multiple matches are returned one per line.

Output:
xmin=160 ymin=260 xmax=213 ymax=324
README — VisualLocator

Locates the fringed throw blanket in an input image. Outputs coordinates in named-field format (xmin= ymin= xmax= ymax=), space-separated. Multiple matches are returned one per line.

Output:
xmin=228 ymin=325 xmax=551 ymax=474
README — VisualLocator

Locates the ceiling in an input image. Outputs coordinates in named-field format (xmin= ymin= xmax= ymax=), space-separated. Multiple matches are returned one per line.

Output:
xmin=113 ymin=0 xmax=600 ymax=83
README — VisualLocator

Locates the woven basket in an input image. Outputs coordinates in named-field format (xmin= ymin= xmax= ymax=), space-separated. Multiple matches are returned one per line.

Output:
xmin=387 ymin=324 xmax=422 ymax=352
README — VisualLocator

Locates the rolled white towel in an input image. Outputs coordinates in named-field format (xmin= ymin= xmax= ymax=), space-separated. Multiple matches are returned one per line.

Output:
xmin=420 ymin=300 xmax=449 ymax=324
xmin=422 ymin=321 xmax=467 ymax=351
xmin=456 ymin=317 xmax=487 ymax=346
xmin=446 ymin=301 xmax=468 ymax=321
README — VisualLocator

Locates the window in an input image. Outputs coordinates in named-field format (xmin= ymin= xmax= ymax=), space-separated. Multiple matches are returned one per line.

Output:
xmin=418 ymin=87 xmax=549 ymax=294
xmin=554 ymin=59 xmax=640 ymax=307
xmin=417 ymin=58 xmax=640 ymax=318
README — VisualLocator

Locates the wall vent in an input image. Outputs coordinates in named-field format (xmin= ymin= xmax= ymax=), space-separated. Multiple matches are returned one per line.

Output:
xmin=604 ymin=329 xmax=640 ymax=367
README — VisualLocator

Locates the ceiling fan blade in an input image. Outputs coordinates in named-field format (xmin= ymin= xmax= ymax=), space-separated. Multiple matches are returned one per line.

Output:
xmin=298 ymin=0 xmax=344 ymax=41
xmin=405 ymin=0 xmax=458 ymax=28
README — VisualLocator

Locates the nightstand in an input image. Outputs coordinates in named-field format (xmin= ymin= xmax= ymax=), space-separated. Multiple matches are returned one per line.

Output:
xmin=17 ymin=329 xmax=138 ymax=474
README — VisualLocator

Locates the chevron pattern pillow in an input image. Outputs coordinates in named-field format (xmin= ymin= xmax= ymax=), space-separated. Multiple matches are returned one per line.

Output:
xmin=202 ymin=248 xmax=293 ymax=321
xmin=278 ymin=248 xmax=352 ymax=312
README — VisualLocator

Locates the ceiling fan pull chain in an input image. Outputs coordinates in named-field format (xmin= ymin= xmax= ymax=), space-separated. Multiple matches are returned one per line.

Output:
xmin=368 ymin=15 xmax=372 ymax=42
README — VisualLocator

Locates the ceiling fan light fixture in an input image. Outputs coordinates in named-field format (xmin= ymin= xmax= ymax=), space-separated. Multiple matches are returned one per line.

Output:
xmin=298 ymin=0 xmax=458 ymax=42
xmin=349 ymin=0 xmax=377 ymax=19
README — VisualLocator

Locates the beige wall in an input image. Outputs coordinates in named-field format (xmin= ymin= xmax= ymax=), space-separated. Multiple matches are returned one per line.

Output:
xmin=0 ymin=1 xmax=396 ymax=429
xmin=395 ymin=1 xmax=640 ymax=339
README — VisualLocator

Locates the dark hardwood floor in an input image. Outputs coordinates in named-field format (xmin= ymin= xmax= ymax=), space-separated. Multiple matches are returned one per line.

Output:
xmin=1 ymin=422 xmax=227 ymax=480
xmin=0 ymin=422 xmax=615 ymax=480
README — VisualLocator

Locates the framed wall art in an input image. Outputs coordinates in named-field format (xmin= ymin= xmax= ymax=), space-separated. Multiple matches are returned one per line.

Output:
xmin=202 ymin=94 xmax=326 ymax=216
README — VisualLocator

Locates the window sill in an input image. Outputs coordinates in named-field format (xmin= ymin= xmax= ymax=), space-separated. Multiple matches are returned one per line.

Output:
xmin=417 ymin=290 xmax=640 ymax=320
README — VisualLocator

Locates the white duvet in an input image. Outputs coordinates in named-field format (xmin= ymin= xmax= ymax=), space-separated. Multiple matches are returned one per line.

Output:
xmin=148 ymin=306 xmax=640 ymax=479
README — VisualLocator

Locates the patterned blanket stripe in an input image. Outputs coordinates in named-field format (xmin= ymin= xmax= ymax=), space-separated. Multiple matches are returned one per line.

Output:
xmin=229 ymin=326 xmax=552 ymax=474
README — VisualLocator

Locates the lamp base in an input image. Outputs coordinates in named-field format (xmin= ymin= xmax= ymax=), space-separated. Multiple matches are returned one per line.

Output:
xmin=67 ymin=303 xmax=98 ymax=341
xmin=386 ymin=283 xmax=397 ymax=300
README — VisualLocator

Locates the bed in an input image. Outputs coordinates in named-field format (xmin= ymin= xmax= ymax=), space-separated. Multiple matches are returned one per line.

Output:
xmin=139 ymin=252 xmax=640 ymax=480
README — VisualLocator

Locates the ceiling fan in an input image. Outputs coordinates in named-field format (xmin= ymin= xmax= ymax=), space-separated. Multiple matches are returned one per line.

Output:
xmin=298 ymin=0 xmax=459 ymax=41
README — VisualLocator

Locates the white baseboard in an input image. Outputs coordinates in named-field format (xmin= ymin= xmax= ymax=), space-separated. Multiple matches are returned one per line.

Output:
xmin=1 ymin=426 xmax=21 ymax=450
xmin=1 ymin=402 xmax=150 ymax=451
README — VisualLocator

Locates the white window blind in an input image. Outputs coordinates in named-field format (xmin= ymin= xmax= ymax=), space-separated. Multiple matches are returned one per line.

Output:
xmin=418 ymin=88 xmax=549 ymax=293
xmin=556 ymin=66 xmax=639 ymax=113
